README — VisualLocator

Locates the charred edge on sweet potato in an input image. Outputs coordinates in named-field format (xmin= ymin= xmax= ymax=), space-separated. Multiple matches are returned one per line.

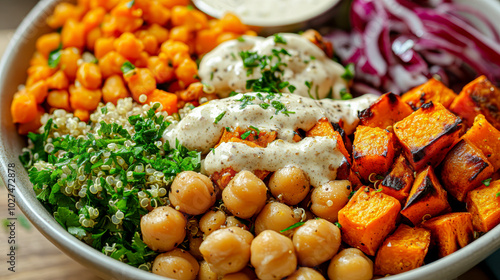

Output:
xmin=403 ymin=176 xmax=434 ymax=210
xmin=464 ymin=154 xmax=491 ymax=181
xmin=411 ymin=117 xmax=462 ymax=163
xmin=382 ymin=174 xmax=406 ymax=191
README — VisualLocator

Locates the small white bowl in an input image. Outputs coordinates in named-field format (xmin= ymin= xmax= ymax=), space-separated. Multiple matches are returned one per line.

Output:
xmin=193 ymin=0 xmax=341 ymax=35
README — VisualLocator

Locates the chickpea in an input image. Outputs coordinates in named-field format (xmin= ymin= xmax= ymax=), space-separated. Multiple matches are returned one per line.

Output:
xmin=77 ymin=62 xmax=102 ymax=90
xmin=222 ymin=267 xmax=257 ymax=280
xmin=292 ymin=218 xmax=341 ymax=267
xmin=198 ymin=260 xmax=218 ymax=280
xmin=152 ymin=248 xmax=199 ymax=280
xmin=251 ymin=230 xmax=297 ymax=280
xmin=311 ymin=180 xmax=351 ymax=223
xmin=169 ymin=171 xmax=216 ymax=215
xmin=140 ymin=206 xmax=186 ymax=252
xmin=224 ymin=216 xmax=247 ymax=229
xmin=102 ymin=75 xmax=130 ymax=105
xmin=269 ymin=166 xmax=310 ymax=205
xmin=327 ymin=248 xmax=373 ymax=280
xmin=199 ymin=210 xmax=226 ymax=236
xmin=199 ymin=226 xmax=253 ymax=275
xmin=254 ymin=202 xmax=300 ymax=235
xmin=286 ymin=267 xmax=326 ymax=280
xmin=222 ymin=170 xmax=267 ymax=219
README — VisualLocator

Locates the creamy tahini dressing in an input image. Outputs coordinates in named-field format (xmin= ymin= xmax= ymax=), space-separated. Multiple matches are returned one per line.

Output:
xmin=198 ymin=34 xmax=349 ymax=99
xmin=203 ymin=138 xmax=345 ymax=187
xmin=195 ymin=0 xmax=335 ymax=26
xmin=163 ymin=93 xmax=377 ymax=154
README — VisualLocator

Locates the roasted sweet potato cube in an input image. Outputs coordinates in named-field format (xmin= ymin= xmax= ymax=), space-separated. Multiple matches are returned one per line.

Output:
xmin=462 ymin=114 xmax=500 ymax=172
xmin=439 ymin=139 xmax=494 ymax=201
xmin=358 ymin=92 xmax=414 ymax=129
xmin=380 ymin=155 xmax=415 ymax=205
xmin=338 ymin=187 xmax=401 ymax=256
xmin=307 ymin=117 xmax=351 ymax=164
xmin=401 ymin=166 xmax=451 ymax=225
xmin=450 ymin=75 xmax=500 ymax=128
xmin=466 ymin=180 xmax=500 ymax=232
xmin=394 ymin=102 xmax=462 ymax=171
xmin=402 ymin=78 xmax=457 ymax=109
xmin=374 ymin=224 xmax=431 ymax=276
xmin=352 ymin=126 xmax=396 ymax=182
xmin=421 ymin=213 xmax=474 ymax=258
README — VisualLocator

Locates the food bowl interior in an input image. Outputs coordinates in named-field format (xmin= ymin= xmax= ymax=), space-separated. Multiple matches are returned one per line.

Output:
xmin=0 ymin=0 xmax=499 ymax=280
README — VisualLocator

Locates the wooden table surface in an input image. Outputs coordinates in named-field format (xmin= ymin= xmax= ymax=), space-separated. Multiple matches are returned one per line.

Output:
xmin=0 ymin=28 xmax=494 ymax=280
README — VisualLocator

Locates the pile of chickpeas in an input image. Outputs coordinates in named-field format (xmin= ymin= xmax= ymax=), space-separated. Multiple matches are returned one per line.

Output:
xmin=11 ymin=0 xmax=255 ymax=134
xmin=141 ymin=168 xmax=375 ymax=280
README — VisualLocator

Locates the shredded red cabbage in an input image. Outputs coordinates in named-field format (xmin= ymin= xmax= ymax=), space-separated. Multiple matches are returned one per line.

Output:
xmin=325 ymin=0 xmax=500 ymax=95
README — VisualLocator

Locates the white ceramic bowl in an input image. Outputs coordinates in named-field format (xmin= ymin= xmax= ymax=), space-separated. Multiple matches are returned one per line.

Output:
xmin=0 ymin=1 xmax=500 ymax=279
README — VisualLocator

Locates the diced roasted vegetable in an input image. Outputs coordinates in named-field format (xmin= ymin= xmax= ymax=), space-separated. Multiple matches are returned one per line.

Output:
xmin=352 ymin=125 xmax=396 ymax=182
xmin=466 ymin=180 xmax=500 ymax=232
xmin=394 ymin=101 xmax=462 ymax=171
xmin=462 ymin=114 xmax=500 ymax=172
xmin=358 ymin=92 xmax=413 ymax=129
xmin=401 ymin=166 xmax=451 ymax=226
xmin=439 ymin=139 xmax=494 ymax=201
xmin=401 ymin=78 xmax=457 ymax=110
xmin=379 ymin=155 xmax=415 ymax=205
xmin=374 ymin=224 xmax=431 ymax=276
xmin=307 ymin=117 xmax=351 ymax=164
xmin=421 ymin=213 xmax=474 ymax=258
xmin=450 ymin=75 xmax=500 ymax=128
xmin=338 ymin=188 xmax=401 ymax=256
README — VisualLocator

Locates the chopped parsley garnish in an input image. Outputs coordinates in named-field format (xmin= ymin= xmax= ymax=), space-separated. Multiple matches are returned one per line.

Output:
xmin=48 ymin=44 xmax=62 ymax=69
xmin=121 ymin=61 xmax=136 ymax=76
xmin=482 ymin=178 xmax=492 ymax=186
xmin=20 ymin=104 xmax=201 ymax=269
xmin=186 ymin=4 xmax=194 ymax=10
xmin=496 ymin=192 xmax=500 ymax=198
xmin=126 ymin=0 xmax=135 ymax=8
xmin=259 ymin=103 xmax=270 ymax=109
xmin=341 ymin=63 xmax=355 ymax=80
xmin=238 ymin=94 xmax=256 ymax=109
xmin=101 ymin=107 xmax=108 ymax=114
xmin=374 ymin=188 xmax=383 ymax=193
xmin=214 ymin=111 xmax=226 ymax=124
xmin=237 ymin=36 xmax=245 ymax=42
xmin=210 ymin=71 xmax=214 ymax=81
xmin=238 ymin=48 xmax=296 ymax=93
xmin=240 ymin=130 xmax=253 ymax=140
xmin=225 ymin=127 xmax=231 ymax=132
xmin=274 ymin=34 xmax=287 ymax=44
xmin=340 ymin=88 xmax=353 ymax=100
xmin=249 ymin=126 xmax=260 ymax=134
xmin=335 ymin=222 xmax=342 ymax=228
xmin=348 ymin=191 xmax=356 ymax=200
xmin=229 ymin=91 xmax=239 ymax=97
xmin=280 ymin=221 xmax=305 ymax=233
xmin=310 ymin=56 xmax=316 ymax=60
xmin=271 ymin=100 xmax=295 ymax=116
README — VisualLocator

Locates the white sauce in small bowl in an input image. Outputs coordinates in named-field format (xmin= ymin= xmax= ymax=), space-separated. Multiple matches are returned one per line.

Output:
xmin=194 ymin=0 xmax=339 ymax=26
xmin=199 ymin=33 xmax=349 ymax=99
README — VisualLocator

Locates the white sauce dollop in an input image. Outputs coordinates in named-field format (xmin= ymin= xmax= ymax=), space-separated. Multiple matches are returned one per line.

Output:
xmin=198 ymin=34 xmax=349 ymax=99
xmin=163 ymin=93 xmax=377 ymax=154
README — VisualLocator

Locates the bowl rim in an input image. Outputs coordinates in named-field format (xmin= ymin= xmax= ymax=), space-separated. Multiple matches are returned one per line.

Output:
xmin=0 ymin=0 xmax=499 ymax=280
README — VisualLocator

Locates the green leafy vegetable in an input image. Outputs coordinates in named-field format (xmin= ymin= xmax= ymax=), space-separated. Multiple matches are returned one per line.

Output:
xmin=280 ymin=221 xmax=305 ymax=233
xmin=48 ymin=44 xmax=62 ymax=69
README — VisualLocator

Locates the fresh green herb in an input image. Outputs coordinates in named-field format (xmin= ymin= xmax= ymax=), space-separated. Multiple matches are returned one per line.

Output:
xmin=305 ymin=81 xmax=314 ymax=99
xmin=214 ymin=111 xmax=226 ymax=124
xmin=341 ymin=63 xmax=355 ymax=80
xmin=496 ymin=192 xmax=500 ymax=198
xmin=334 ymin=222 xmax=342 ymax=229
xmin=210 ymin=71 xmax=214 ymax=81
xmin=374 ymin=188 xmax=383 ymax=193
xmin=259 ymin=103 xmax=270 ymax=109
xmin=340 ymin=88 xmax=353 ymax=100
xmin=238 ymin=94 xmax=256 ymax=109
xmin=280 ymin=221 xmax=305 ymax=233
xmin=230 ymin=52 xmax=237 ymax=60
xmin=101 ymin=107 xmax=108 ymax=114
xmin=273 ymin=34 xmax=287 ymax=44
xmin=237 ymin=36 xmax=245 ymax=42
xmin=240 ymin=130 xmax=252 ymax=140
xmin=48 ymin=44 xmax=62 ymax=69
xmin=288 ymin=85 xmax=296 ymax=93
xmin=271 ymin=100 xmax=295 ymax=116
xmin=126 ymin=0 xmax=135 ymax=8
xmin=20 ymin=105 xmax=202 ymax=269
xmin=225 ymin=127 xmax=231 ymax=132
xmin=121 ymin=61 xmax=136 ymax=75
xmin=249 ymin=126 xmax=260 ymax=134
xmin=310 ymin=56 xmax=316 ymax=60
xmin=229 ymin=91 xmax=239 ymax=97
xmin=483 ymin=178 xmax=492 ymax=186
xmin=348 ymin=191 xmax=356 ymax=200
xmin=186 ymin=4 xmax=194 ymax=10
xmin=210 ymin=148 xmax=215 ymax=154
